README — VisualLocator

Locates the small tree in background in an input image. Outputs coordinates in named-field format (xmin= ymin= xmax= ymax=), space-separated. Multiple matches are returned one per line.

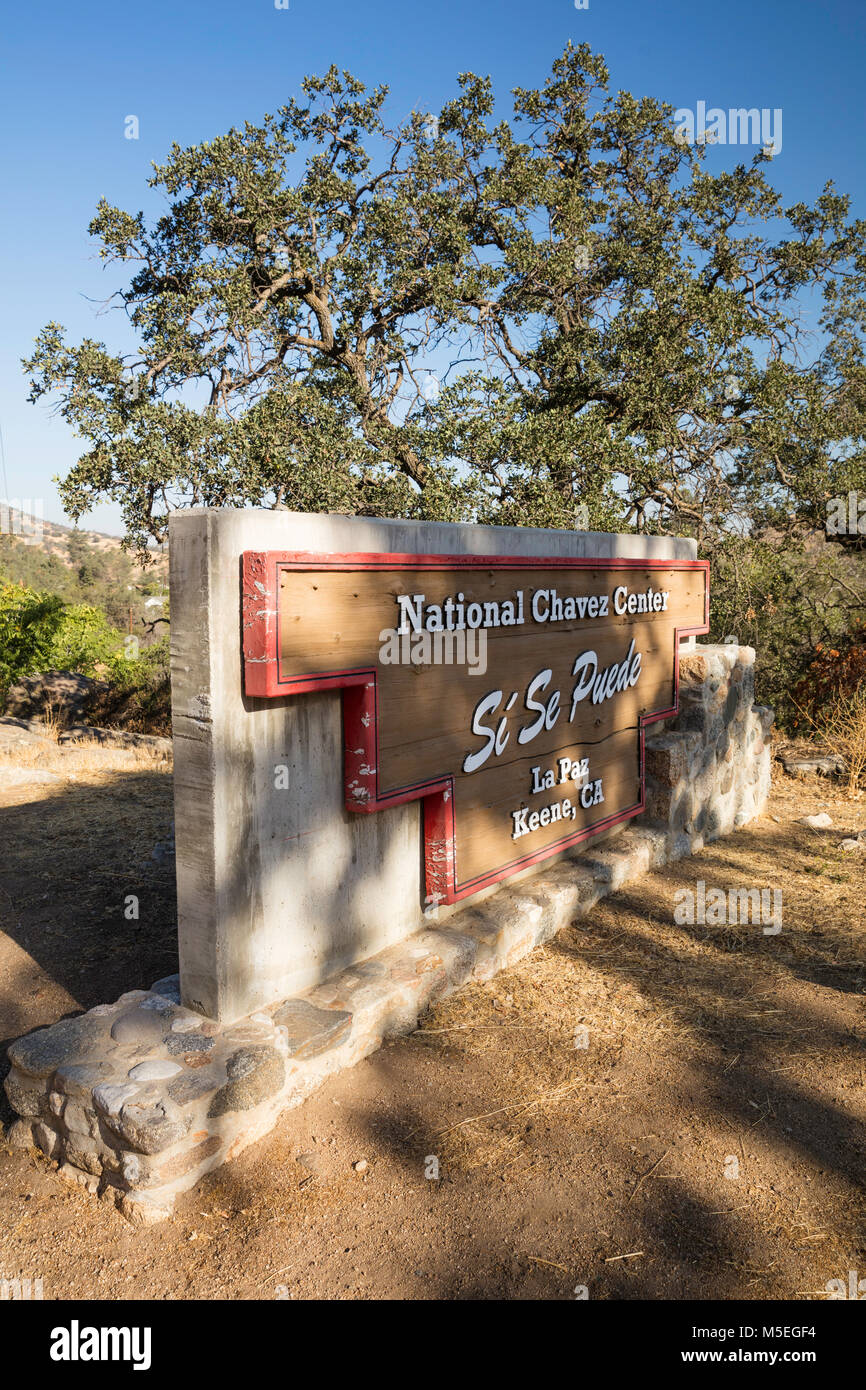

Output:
xmin=0 ymin=579 xmax=123 ymax=697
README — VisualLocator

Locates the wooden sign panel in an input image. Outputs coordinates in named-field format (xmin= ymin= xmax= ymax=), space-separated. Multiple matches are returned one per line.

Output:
xmin=243 ymin=551 xmax=709 ymax=905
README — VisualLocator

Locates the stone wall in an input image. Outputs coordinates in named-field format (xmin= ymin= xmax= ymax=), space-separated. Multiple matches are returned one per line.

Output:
xmin=644 ymin=643 xmax=773 ymax=850
xmin=4 ymin=644 xmax=773 ymax=1223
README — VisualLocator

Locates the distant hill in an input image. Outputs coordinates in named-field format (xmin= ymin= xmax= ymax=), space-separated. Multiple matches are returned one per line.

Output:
xmin=0 ymin=505 xmax=168 ymax=583
xmin=0 ymin=506 xmax=168 ymax=633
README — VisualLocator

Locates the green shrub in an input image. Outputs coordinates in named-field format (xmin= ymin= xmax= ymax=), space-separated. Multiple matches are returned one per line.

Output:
xmin=707 ymin=537 xmax=866 ymax=730
xmin=105 ymin=636 xmax=170 ymax=690
xmin=0 ymin=579 xmax=124 ymax=695
xmin=81 ymin=635 xmax=171 ymax=735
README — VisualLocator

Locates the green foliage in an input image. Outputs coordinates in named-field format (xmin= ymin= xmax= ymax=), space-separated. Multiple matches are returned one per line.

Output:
xmin=19 ymin=43 xmax=866 ymax=727
xmin=45 ymin=602 xmax=122 ymax=673
xmin=708 ymin=537 xmax=866 ymax=725
xmin=24 ymin=44 xmax=866 ymax=551
xmin=0 ymin=580 xmax=65 ymax=693
xmin=0 ymin=578 xmax=124 ymax=695
xmin=790 ymin=623 xmax=866 ymax=728
xmin=81 ymin=636 xmax=172 ymax=736
xmin=105 ymin=635 xmax=170 ymax=690
xmin=0 ymin=531 xmax=163 ymax=630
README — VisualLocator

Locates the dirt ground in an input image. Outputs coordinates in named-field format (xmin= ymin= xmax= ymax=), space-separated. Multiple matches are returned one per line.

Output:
xmin=0 ymin=738 xmax=864 ymax=1301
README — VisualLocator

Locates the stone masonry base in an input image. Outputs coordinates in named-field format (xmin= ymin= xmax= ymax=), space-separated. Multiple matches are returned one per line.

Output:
xmin=4 ymin=645 xmax=773 ymax=1224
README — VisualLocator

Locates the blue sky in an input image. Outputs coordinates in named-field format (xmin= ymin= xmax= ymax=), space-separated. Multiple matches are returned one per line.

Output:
xmin=1 ymin=0 xmax=863 ymax=533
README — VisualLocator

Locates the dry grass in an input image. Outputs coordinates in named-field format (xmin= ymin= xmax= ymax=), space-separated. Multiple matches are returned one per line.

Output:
xmin=821 ymin=687 xmax=866 ymax=798
xmin=0 ymin=737 xmax=177 ymax=1050
xmin=0 ymin=734 xmax=171 ymax=779
xmin=408 ymin=766 xmax=866 ymax=1256
xmin=39 ymin=699 xmax=66 ymax=740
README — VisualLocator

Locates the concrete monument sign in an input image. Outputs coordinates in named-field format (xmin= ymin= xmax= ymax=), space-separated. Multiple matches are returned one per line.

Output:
xmin=242 ymin=550 xmax=708 ymax=903
xmin=170 ymin=511 xmax=702 ymax=1024
xmin=3 ymin=508 xmax=774 ymax=1224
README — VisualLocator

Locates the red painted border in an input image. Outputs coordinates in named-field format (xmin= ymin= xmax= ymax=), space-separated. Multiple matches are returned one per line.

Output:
xmin=242 ymin=550 xmax=710 ymax=904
